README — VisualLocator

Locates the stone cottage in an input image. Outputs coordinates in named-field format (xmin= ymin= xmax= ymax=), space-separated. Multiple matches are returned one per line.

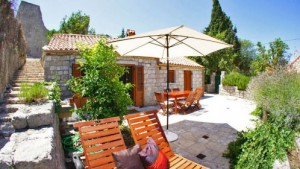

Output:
xmin=289 ymin=55 xmax=300 ymax=72
xmin=42 ymin=34 xmax=205 ymax=106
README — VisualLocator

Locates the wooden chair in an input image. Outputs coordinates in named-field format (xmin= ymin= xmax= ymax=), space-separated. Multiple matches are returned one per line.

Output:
xmin=193 ymin=88 xmax=204 ymax=109
xmin=124 ymin=110 xmax=208 ymax=169
xmin=177 ymin=92 xmax=196 ymax=113
xmin=172 ymin=88 xmax=180 ymax=92
xmin=73 ymin=117 xmax=126 ymax=169
xmin=154 ymin=92 xmax=174 ymax=115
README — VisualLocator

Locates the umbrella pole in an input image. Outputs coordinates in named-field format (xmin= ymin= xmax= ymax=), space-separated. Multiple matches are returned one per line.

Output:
xmin=166 ymin=35 xmax=170 ymax=131
xmin=165 ymin=35 xmax=178 ymax=142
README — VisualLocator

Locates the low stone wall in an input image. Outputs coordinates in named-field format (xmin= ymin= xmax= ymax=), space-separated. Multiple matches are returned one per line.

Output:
xmin=219 ymin=85 xmax=249 ymax=99
xmin=0 ymin=101 xmax=65 ymax=169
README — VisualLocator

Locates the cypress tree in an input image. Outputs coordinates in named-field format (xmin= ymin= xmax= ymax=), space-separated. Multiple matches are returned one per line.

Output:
xmin=196 ymin=0 xmax=241 ymax=74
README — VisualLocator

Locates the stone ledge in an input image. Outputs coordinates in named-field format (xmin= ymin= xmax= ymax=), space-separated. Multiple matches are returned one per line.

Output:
xmin=11 ymin=101 xmax=54 ymax=129
xmin=0 ymin=127 xmax=65 ymax=169
xmin=0 ymin=100 xmax=65 ymax=169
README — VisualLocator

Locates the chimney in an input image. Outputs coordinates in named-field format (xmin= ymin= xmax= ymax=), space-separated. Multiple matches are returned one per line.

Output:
xmin=126 ymin=29 xmax=136 ymax=36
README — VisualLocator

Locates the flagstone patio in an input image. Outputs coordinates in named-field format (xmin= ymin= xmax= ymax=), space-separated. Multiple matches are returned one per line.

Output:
xmin=135 ymin=93 xmax=257 ymax=169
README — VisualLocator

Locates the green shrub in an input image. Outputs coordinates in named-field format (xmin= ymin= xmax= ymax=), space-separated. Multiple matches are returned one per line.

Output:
xmin=223 ymin=132 xmax=247 ymax=168
xmin=68 ymin=39 xmax=132 ymax=120
xmin=248 ymin=70 xmax=300 ymax=130
xmin=236 ymin=119 xmax=295 ymax=169
xmin=250 ymin=106 xmax=263 ymax=118
xmin=18 ymin=83 xmax=49 ymax=103
xmin=222 ymin=72 xmax=251 ymax=90
xmin=48 ymin=82 xmax=62 ymax=112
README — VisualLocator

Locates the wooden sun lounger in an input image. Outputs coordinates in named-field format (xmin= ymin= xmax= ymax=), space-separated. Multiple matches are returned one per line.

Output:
xmin=73 ymin=117 xmax=126 ymax=169
xmin=124 ymin=110 xmax=208 ymax=169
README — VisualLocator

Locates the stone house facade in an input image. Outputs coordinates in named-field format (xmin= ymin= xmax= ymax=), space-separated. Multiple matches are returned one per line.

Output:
xmin=42 ymin=34 xmax=204 ymax=106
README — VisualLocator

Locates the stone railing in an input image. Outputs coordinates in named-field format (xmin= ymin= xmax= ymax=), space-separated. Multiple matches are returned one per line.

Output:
xmin=0 ymin=101 xmax=65 ymax=169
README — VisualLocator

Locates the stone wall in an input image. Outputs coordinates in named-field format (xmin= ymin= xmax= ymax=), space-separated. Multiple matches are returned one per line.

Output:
xmin=219 ymin=85 xmax=249 ymax=99
xmin=0 ymin=101 xmax=65 ymax=169
xmin=17 ymin=1 xmax=47 ymax=58
xmin=0 ymin=1 xmax=27 ymax=101
xmin=205 ymin=73 xmax=216 ymax=93
xmin=219 ymin=71 xmax=249 ymax=99
xmin=43 ymin=54 xmax=78 ymax=97
xmin=43 ymin=55 xmax=204 ymax=106
xmin=118 ymin=56 xmax=159 ymax=106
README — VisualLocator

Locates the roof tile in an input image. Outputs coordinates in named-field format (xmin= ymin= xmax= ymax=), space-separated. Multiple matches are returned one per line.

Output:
xmin=44 ymin=34 xmax=203 ymax=67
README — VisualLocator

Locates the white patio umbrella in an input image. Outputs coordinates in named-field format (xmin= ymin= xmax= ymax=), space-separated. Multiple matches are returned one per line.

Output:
xmin=108 ymin=25 xmax=231 ymax=142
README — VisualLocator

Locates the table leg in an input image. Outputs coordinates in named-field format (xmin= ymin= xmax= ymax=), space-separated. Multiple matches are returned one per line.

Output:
xmin=174 ymin=97 xmax=178 ymax=114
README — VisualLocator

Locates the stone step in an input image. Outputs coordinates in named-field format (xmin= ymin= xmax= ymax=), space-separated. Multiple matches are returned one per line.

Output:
xmin=11 ymin=87 xmax=21 ymax=91
xmin=0 ymin=104 xmax=20 ymax=113
xmin=13 ymin=80 xmax=44 ymax=83
xmin=0 ymin=113 xmax=13 ymax=122
xmin=0 ymin=122 xmax=15 ymax=137
xmin=14 ymin=78 xmax=44 ymax=81
xmin=8 ymin=91 xmax=20 ymax=97
xmin=5 ymin=97 xmax=26 ymax=104
xmin=14 ymin=75 xmax=44 ymax=79
xmin=12 ymin=83 xmax=34 ymax=87
xmin=0 ymin=137 xmax=9 ymax=150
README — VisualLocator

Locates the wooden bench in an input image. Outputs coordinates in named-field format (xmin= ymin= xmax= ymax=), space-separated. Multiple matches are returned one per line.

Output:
xmin=74 ymin=111 xmax=208 ymax=169
xmin=73 ymin=117 xmax=126 ymax=169
xmin=124 ymin=110 xmax=208 ymax=169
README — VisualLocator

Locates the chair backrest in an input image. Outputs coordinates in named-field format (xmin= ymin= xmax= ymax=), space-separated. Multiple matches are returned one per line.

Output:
xmin=124 ymin=110 xmax=175 ymax=159
xmin=154 ymin=92 xmax=163 ymax=103
xmin=163 ymin=89 xmax=168 ymax=93
xmin=185 ymin=92 xmax=195 ymax=105
xmin=194 ymin=87 xmax=203 ymax=101
xmin=172 ymin=88 xmax=180 ymax=92
xmin=73 ymin=117 xmax=126 ymax=169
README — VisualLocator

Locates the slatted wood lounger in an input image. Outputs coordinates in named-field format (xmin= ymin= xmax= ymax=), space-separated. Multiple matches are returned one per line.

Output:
xmin=124 ymin=110 xmax=208 ymax=169
xmin=73 ymin=117 xmax=126 ymax=169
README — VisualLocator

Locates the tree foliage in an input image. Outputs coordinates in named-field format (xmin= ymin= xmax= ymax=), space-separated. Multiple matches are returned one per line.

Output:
xmin=195 ymin=0 xmax=241 ymax=75
xmin=239 ymin=39 xmax=256 ymax=75
xmin=250 ymin=38 xmax=290 ymax=75
xmin=118 ymin=28 xmax=126 ymax=38
xmin=68 ymin=39 xmax=132 ymax=120
xmin=47 ymin=11 xmax=95 ymax=41
xmin=60 ymin=11 xmax=95 ymax=35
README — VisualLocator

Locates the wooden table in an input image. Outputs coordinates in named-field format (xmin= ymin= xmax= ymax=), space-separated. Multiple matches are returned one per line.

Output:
xmin=164 ymin=90 xmax=191 ymax=114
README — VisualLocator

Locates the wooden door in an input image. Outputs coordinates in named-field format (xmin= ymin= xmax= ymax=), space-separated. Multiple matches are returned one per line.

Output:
xmin=72 ymin=63 xmax=81 ymax=77
xmin=133 ymin=66 xmax=144 ymax=107
xmin=184 ymin=70 xmax=192 ymax=91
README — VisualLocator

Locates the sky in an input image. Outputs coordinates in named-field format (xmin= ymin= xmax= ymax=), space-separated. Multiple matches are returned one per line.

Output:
xmin=16 ymin=0 xmax=300 ymax=61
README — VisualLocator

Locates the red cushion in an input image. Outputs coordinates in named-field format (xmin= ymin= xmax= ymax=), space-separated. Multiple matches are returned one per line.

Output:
xmin=139 ymin=137 xmax=169 ymax=169
xmin=146 ymin=151 xmax=169 ymax=169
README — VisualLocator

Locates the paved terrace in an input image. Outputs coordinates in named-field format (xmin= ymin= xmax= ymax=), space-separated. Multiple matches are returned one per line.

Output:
xmin=136 ymin=94 xmax=256 ymax=169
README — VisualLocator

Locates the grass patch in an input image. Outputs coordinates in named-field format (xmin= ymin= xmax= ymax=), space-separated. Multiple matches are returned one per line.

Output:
xmin=18 ymin=82 xmax=49 ymax=103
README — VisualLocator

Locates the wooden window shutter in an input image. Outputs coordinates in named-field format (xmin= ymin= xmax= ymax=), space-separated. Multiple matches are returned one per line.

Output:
xmin=169 ymin=70 xmax=175 ymax=83
xmin=133 ymin=66 xmax=144 ymax=107
xmin=72 ymin=63 xmax=81 ymax=77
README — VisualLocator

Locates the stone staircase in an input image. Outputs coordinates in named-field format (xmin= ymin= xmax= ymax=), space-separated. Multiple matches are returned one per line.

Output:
xmin=0 ymin=58 xmax=44 ymax=149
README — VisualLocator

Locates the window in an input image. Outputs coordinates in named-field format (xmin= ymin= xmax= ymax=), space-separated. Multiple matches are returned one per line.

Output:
xmin=169 ymin=70 xmax=175 ymax=83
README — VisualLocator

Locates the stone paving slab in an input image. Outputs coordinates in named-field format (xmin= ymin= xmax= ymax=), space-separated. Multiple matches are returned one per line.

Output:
xmin=164 ymin=120 xmax=237 ymax=169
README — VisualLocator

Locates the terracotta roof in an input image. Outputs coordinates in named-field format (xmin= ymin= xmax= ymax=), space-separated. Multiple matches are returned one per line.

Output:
xmin=290 ymin=54 xmax=300 ymax=67
xmin=44 ymin=34 xmax=203 ymax=68
xmin=160 ymin=57 xmax=203 ymax=68
xmin=43 ymin=34 xmax=103 ymax=52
